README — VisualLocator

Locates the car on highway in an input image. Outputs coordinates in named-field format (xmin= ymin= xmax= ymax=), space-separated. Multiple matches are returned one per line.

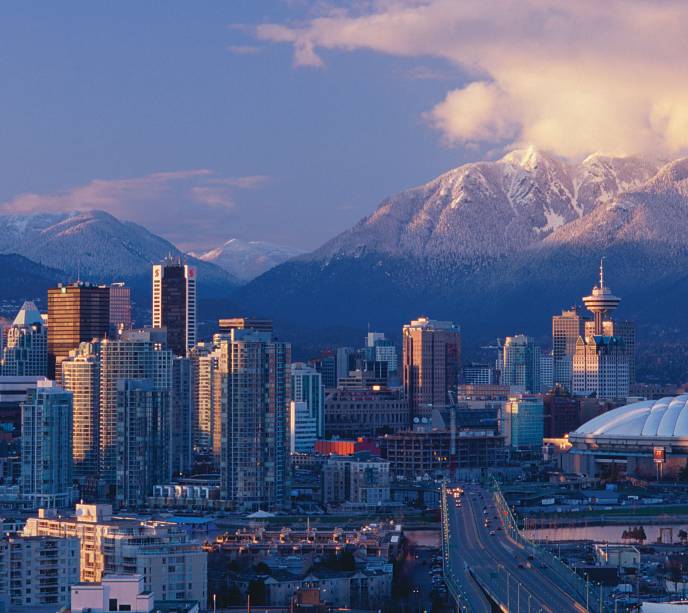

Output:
xmin=489 ymin=530 xmax=496 ymax=536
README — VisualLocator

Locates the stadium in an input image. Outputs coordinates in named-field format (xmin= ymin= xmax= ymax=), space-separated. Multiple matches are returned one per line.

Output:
xmin=566 ymin=395 xmax=688 ymax=479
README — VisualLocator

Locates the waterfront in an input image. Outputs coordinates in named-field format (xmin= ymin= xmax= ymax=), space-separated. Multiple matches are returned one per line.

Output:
xmin=526 ymin=523 xmax=688 ymax=543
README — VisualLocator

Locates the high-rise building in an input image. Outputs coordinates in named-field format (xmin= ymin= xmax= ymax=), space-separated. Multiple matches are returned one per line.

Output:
xmin=108 ymin=282 xmax=132 ymax=332
xmin=62 ymin=343 xmax=101 ymax=484
xmin=462 ymin=363 xmax=499 ymax=385
xmin=116 ymin=379 xmax=171 ymax=508
xmin=291 ymin=362 xmax=325 ymax=438
xmin=189 ymin=341 xmax=220 ymax=454
xmin=574 ymin=261 xmax=632 ymax=398
xmin=365 ymin=332 xmax=398 ymax=376
xmin=543 ymin=385 xmax=580 ymax=438
xmin=402 ymin=316 xmax=461 ymax=419
xmin=584 ymin=319 xmax=636 ymax=384
xmin=572 ymin=335 xmax=629 ymax=400
xmin=311 ymin=352 xmax=337 ymax=389
xmin=501 ymin=396 xmax=544 ymax=451
xmin=98 ymin=328 xmax=173 ymax=501
xmin=289 ymin=400 xmax=317 ymax=453
xmin=501 ymin=335 xmax=541 ymax=393
xmin=218 ymin=326 xmax=291 ymax=510
xmin=21 ymin=380 xmax=75 ymax=509
xmin=47 ymin=282 xmax=110 ymax=381
xmin=0 ymin=375 xmax=48 ymax=437
xmin=552 ymin=306 xmax=587 ymax=391
xmin=152 ymin=258 xmax=196 ymax=356
xmin=540 ymin=353 xmax=554 ymax=393
xmin=1 ymin=301 xmax=47 ymax=377
xmin=218 ymin=317 xmax=272 ymax=332
xmin=170 ymin=356 xmax=193 ymax=476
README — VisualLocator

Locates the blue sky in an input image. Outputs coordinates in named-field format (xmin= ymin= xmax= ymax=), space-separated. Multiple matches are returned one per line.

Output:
xmin=2 ymin=2 xmax=684 ymax=252
xmin=0 ymin=2 xmax=479 ymax=251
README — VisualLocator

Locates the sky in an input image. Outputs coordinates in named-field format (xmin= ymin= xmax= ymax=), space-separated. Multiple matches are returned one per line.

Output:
xmin=1 ymin=1 xmax=686 ymax=252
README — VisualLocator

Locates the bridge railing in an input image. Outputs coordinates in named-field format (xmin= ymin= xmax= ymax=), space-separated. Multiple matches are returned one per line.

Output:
xmin=491 ymin=476 xmax=609 ymax=612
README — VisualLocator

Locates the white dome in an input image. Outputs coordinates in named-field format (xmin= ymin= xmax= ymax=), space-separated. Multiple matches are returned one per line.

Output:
xmin=572 ymin=395 xmax=688 ymax=440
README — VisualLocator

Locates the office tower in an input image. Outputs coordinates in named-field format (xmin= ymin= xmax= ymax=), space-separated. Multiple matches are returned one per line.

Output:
xmin=21 ymin=380 xmax=74 ymax=508
xmin=189 ymin=342 xmax=220 ymax=453
xmin=98 ymin=328 xmax=172 ymax=500
xmin=540 ymin=353 xmax=554 ymax=392
xmin=218 ymin=326 xmax=291 ymax=510
xmin=116 ymin=379 xmax=170 ymax=508
xmin=0 ymin=534 xmax=80 ymax=608
xmin=62 ymin=343 xmax=100 ymax=483
xmin=584 ymin=319 xmax=636 ymax=384
xmin=336 ymin=346 xmax=354 ymax=383
xmin=312 ymin=352 xmax=337 ymax=388
xmin=402 ymin=316 xmax=461 ymax=419
xmin=1 ymin=301 xmax=47 ymax=377
xmin=552 ymin=306 xmax=587 ymax=391
xmin=325 ymin=382 xmax=409 ymax=438
xmin=24 ymin=502 xmax=207 ymax=603
xmin=289 ymin=400 xmax=317 ymax=453
xmin=291 ymin=362 xmax=325 ymax=437
xmin=582 ymin=259 xmax=621 ymax=335
xmin=572 ymin=335 xmax=629 ymax=400
xmin=500 ymin=334 xmax=541 ymax=394
xmin=108 ymin=282 xmax=132 ymax=332
xmin=501 ymin=396 xmax=544 ymax=451
xmin=543 ymin=385 xmax=580 ymax=438
xmin=365 ymin=332 xmax=398 ymax=376
xmin=47 ymin=282 xmax=110 ymax=382
xmin=462 ymin=363 xmax=499 ymax=385
xmin=152 ymin=257 xmax=196 ymax=356
xmin=0 ymin=376 xmax=48 ymax=436
xmin=171 ymin=356 xmax=193 ymax=476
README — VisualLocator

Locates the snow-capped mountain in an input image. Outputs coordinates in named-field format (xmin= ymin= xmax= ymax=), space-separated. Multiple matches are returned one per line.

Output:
xmin=193 ymin=238 xmax=302 ymax=281
xmin=310 ymin=147 xmax=661 ymax=261
xmin=235 ymin=149 xmax=688 ymax=345
xmin=0 ymin=209 xmax=238 ymax=293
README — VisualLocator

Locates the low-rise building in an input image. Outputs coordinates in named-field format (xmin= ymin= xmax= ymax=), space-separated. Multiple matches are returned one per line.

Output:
xmin=0 ymin=534 xmax=79 ymax=608
xmin=22 ymin=503 xmax=207 ymax=604
xmin=321 ymin=453 xmax=390 ymax=507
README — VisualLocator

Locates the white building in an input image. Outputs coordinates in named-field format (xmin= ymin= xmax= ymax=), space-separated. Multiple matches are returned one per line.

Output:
xmin=21 ymin=380 xmax=76 ymax=509
xmin=0 ymin=534 xmax=80 ymax=608
xmin=71 ymin=574 xmax=155 ymax=613
xmin=24 ymin=503 xmax=207 ymax=604
xmin=291 ymin=362 xmax=325 ymax=438
xmin=1 ymin=301 xmax=47 ymax=377
xmin=290 ymin=400 xmax=317 ymax=453
xmin=62 ymin=342 xmax=101 ymax=483
xmin=189 ymin=341 xmax=221 ymax=455
xmin=572 ymin=335 xmax=629 ymax=400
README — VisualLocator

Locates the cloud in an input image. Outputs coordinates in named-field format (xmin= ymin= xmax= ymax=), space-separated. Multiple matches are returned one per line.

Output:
xmin=0 ymin=170 xmax=269 ymax=251
xmin=255 ymin=0 xmax=688 ymax=158
xmin=226 ymin=45 xmax=262 ymax=55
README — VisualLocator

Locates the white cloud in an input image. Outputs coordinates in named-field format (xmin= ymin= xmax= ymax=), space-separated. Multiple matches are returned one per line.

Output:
xmin=0 ymin=170 xmax=269 ymax=251
xmin=255 ymin=0 xmax=688 ymax=158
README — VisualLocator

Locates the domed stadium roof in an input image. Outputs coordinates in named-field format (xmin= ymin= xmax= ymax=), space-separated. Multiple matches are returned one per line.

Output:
xmin=571 ymin=395 xmax=688 ymax=441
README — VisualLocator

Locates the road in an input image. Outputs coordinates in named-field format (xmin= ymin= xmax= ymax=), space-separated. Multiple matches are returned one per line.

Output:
xmin=443 ymin=483 xmax=591 ymax=612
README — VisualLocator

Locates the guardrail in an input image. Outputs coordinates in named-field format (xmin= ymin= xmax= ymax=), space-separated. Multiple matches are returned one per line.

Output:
xmin=491 ymin=477 xmax=609 ymax=612
xmin=440 ymin=482 xmax=474 ymax=612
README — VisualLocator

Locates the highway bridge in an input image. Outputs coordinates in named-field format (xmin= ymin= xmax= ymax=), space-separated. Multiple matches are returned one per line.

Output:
xmin=441 ymin=481 xmax=605 ymax=612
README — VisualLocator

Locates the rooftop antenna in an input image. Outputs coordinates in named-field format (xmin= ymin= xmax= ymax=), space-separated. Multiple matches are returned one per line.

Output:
xmin=599 ymin=256 xmax=606 ymax=289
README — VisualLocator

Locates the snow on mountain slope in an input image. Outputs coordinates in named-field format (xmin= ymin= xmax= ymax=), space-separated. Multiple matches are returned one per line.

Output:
xmin=193 ymin=238 xmax=303 ymax=281
xmin=310 ymin=147 xmax=661 ymax=262
xmin=0 ymin=209 xmax=238 ymax=286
